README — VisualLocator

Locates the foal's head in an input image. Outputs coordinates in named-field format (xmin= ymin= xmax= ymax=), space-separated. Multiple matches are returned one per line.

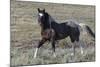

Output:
xmin=37 ymin=8 xmax=49 ymax=25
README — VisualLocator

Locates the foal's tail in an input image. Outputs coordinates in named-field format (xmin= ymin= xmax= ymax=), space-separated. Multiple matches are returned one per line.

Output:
xmin=79 ymin=23 xmax=95 ymax=38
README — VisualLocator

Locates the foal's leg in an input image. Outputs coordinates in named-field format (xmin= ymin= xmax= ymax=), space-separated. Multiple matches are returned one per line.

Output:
xmin=34 ymin=38 xmax=47 ymax=58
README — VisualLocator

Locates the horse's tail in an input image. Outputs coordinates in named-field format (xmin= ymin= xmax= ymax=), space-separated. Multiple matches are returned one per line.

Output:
xmin=85 ymin=25 xmax=95 ymax=38
xmin=79 ymin=23 xmax=95 ymax=38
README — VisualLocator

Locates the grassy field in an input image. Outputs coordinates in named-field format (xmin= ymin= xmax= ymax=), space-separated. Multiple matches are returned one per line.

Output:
xmin=10 ymin=0 xmax=95 ymax=66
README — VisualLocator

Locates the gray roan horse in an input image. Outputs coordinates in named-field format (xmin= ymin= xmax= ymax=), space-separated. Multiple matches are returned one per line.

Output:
xmin=34 ymin=8 xmax=95 ymax=58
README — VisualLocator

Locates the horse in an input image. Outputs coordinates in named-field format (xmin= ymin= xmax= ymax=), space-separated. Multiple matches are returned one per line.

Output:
xmin=34 ymin=8 xmax=95 ymax=58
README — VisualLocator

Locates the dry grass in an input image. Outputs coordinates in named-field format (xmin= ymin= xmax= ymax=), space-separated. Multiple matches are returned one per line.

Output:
xmin=10 ymin=0 xmax=95 ymax=66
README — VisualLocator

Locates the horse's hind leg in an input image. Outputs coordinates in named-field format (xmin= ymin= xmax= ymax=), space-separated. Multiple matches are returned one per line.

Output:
xmin=71 ymin=40 xmax=83 ymax=56
xmin=34 ymin=38 xmax=47 ymax=58
xmin=78 ymin=40 xmax=84 ymax=54
xmin=70 ymin=36 xmax=76 ymax=56
xmin=71 ymin=42 xmax=75 ymax=56
xmin=74 ymin=37 xmax=84 ymax=55
xmin=51 ymin=39 xmax=56 ymax=57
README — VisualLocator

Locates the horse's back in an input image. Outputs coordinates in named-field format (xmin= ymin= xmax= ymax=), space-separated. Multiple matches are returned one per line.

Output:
xmin=52 ymin=20 xmax=80 ymax=41
xmin=64 ymin=20 xmax=80 ymax=28
xmin=65 ymin=20 xmax=80 ymax=41
xmin=58 ymin=23 xmax=70 ymax=34
xmin=53 ymin=20 xmax=80 ymax=34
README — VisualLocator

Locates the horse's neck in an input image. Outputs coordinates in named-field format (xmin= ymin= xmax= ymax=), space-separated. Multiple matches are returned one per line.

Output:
xmin=40 ymin=22 xmax=50 ymax=31
xmin=41 ymin=14 xmax=57 ymax=30
xmin=49 ymin=15 xmax=56 ymax=23
xmin=41 ymin=15 xmax=52 ymax=30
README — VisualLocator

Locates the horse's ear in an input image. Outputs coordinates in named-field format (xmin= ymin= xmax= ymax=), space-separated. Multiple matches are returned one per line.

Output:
xmin=37 ymin=8 xmax=40 ymax=12
xmin=43 ymin=8 xmax=45 ymax=12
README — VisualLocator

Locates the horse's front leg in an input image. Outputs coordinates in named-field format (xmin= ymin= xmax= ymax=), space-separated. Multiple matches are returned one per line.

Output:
xmin=34 ymin=38 xmax=47 ymax=58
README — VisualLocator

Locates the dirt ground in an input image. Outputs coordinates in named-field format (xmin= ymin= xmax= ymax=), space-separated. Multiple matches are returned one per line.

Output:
xmin=10 ymin=0 xmax=95 ymax=66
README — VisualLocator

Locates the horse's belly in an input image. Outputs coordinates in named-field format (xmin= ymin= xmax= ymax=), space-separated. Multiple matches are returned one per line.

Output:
xmin=55 ymin=33 xmax=68 ymax=40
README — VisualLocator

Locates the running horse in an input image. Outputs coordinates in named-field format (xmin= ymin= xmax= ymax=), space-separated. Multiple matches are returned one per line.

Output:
xmin=34 ymin=8 xmax=95 ymax=58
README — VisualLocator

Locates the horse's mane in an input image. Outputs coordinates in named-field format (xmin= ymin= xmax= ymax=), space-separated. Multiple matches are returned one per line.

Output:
xmin=45 ymin=12 xmax=57 ymax=24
